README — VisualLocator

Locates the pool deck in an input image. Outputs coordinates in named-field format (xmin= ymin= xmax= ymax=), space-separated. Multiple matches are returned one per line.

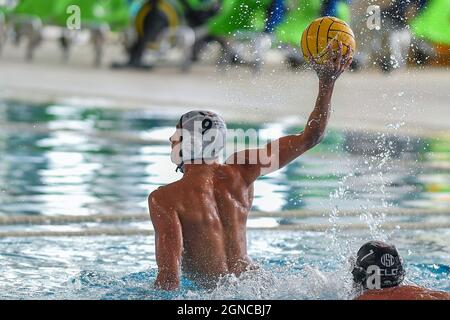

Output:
xmin=0 ymin=42 xmax=449 ymax=138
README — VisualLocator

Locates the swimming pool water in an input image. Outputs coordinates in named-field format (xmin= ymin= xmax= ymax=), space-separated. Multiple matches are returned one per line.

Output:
xmin=0 ymin=101 xmax=449 ymax=299
xmin=1 ymin=101 xmax=449 ymax=216
xmin=0 ymin=230 xmax=449 ymax=299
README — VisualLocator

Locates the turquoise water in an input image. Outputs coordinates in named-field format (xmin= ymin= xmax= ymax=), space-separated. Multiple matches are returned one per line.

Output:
xmin=0 ymin=101 xmax=449 ymax=299
xmin=1 ymin=231 xmax=449 ymax=299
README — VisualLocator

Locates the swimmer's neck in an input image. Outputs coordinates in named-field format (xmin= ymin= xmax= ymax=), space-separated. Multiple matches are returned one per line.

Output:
xmin=182 ymin=160 xmax=220 ymax=175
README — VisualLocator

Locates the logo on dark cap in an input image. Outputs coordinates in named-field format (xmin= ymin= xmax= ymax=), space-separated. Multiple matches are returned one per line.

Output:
xmin=381 ymin=254 xmax=395 ymax=267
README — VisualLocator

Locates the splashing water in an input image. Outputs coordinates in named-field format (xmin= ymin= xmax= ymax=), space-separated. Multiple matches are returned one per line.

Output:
xmin=61 ymin=264 xmax=355 ymax=300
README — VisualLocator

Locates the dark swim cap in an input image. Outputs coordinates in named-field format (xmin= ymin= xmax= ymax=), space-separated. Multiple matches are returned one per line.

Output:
xmin=351 ymin=241 xmax=405 ymax=289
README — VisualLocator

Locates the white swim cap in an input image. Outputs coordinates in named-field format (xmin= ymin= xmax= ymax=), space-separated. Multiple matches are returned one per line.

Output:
xmin=177 ymin=110 xmax=227 ymax=170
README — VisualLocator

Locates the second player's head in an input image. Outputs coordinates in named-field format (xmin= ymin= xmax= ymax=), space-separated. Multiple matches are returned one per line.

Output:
xmin=351 ymin=241 xmax=405 ymax=290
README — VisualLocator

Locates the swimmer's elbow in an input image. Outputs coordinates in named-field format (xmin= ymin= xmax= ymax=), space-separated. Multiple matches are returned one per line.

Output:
xmin=313 ymin=134 xmax=325 ymax=147
xmin=304 ymin=132 xmax=325 ymax=150
xmin=302 ymin=125 xmax=326 ymax=148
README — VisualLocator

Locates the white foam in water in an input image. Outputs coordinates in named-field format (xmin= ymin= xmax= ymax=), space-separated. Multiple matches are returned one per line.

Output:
xmin=178 ymin=265 xmax=354 ymax=300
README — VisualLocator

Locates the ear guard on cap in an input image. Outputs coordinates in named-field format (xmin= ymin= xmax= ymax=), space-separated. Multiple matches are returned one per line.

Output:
xmin=351 ymin=265 xmax=367 ymax=285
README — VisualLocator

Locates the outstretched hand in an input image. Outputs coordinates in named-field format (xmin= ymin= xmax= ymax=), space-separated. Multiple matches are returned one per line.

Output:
xmin=308 ymin=41 xmax=353 ymax=84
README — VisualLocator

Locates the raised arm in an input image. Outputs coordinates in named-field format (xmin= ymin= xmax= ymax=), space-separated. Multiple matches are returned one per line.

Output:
xmin=228 ymin=43 xmax=352 ymax=184
xmin=148 ymin=191 xmax=183 ymax=291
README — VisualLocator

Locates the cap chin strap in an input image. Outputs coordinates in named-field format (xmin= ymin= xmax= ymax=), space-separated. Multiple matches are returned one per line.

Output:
xmin=176 ymin=148 xmax=184 ymax=173
xmin=175 ymin=162 xmax=184 ymax=173
xmin=176 ymin=115 xmax=185 ymax=174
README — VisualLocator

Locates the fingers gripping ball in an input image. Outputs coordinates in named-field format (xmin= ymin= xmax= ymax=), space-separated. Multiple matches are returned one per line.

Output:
xmin=301 ymin=16 xmax=356 ymax=64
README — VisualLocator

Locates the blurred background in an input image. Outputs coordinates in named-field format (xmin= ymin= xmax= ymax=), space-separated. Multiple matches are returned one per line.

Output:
xmin=0 ymin=0 xmax=449 ymax=299
xmin=0 ymin=0 xmax=448 ymax=70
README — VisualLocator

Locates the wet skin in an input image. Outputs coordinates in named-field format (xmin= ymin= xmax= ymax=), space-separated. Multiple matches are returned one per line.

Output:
xmin=356 ymin=285 xmax=450 ymax=300
xmin=149 ymin=44 xmax=353 ymax=290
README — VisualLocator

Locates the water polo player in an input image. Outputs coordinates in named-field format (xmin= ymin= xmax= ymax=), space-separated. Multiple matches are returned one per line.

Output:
xmin=352 ymin=241 xmax=450 ymax=300
xmin=149 ymin=44 xmax=353 ymax=290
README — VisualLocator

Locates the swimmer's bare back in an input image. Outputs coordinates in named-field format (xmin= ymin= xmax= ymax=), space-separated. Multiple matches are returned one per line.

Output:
xmin=149 ymin=44 xmax=353 ymax=291
xmin=356 ymin=285 xmax=450 ymax=300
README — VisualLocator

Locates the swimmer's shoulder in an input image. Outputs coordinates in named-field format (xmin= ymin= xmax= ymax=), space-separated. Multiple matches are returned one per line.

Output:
xmin=148 ymin=183 xmax=179 ymax=207
xmin=355 ymin=285 xmax=450 ymax=300
xmin=354 ymin=290 xmax=388 ymax=300
xmin=392 ymin=285 xmax=450 ymax=300
xmin=408 ymin=286 xmax=450 ymax=300
xmin=150 ymin=180 xmax=183 ymax=195
xmin=148 ymin=184 xmax=182 ymax=221
xmin=148 ymin=186 xmax=164 ymax=201
xmin=148 ymin=187 xmax=164 ymax=211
